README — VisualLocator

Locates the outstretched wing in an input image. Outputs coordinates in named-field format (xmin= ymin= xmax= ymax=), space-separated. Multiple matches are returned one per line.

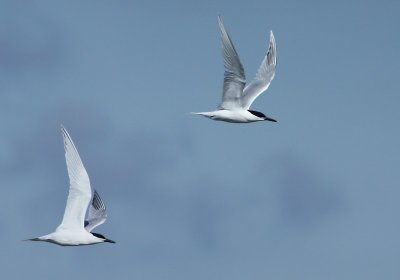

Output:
xmin=218 ymin=15 xmax=246 ymax=110
xmin=84 ymin=190 xmax=107 ymax=232
xmin=57 ymin=126 xmax=92 ymax=231
xmin=241 ymin=31 xmax=277 ymax=109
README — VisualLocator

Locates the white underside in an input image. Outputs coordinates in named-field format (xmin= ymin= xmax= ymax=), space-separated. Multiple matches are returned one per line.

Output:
xmin=192 ymin=109 xmax=264 ymax=123
xmin=38 ymin=229 xmax=104 ymax=246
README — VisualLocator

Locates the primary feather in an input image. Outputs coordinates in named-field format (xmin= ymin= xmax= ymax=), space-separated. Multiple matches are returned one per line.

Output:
xmin=218 ymin=15 xmax=246 ymax=110
xmin=85 ymin=190 xmax=107 ymax=232
xmin=241 ymin=30 xmax=277 ymax=109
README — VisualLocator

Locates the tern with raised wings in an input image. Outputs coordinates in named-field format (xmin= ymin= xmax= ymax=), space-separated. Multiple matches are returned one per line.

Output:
xmin=192 ymin=16 xmax=277 ymax=123
xmin=26 ymin=126 xmax=115 ymax=246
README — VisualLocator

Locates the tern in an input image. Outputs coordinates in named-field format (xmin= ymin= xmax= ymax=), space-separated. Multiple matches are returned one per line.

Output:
xmin=192 ymin=16 xmax=277 ymax=123
xmin=26 ymin=126 xmax=115 ymax=246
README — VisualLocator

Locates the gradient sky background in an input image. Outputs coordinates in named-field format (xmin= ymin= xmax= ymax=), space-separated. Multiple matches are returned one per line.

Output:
xmin=1 ymin=0 xmax=400 ymax=279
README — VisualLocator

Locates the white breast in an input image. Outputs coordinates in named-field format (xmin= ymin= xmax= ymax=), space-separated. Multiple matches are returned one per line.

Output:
xmin=212 ymin=109 xmax=263 ymax=123
xmin=46 ymin=229 xmax=103 ymax=246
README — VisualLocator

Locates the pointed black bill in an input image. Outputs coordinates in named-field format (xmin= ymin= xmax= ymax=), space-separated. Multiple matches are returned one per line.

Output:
xmin=264 ymin=116 xmax=277 ymax=122
xmin=248 ymin=110 xmax=277 ymax=122
xmin=92 ymin=232 xmax=116 ymax=244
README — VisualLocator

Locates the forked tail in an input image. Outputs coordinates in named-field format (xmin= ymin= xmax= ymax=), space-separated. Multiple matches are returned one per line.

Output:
xmin=190 ymin=112 xmax=213 ymax=118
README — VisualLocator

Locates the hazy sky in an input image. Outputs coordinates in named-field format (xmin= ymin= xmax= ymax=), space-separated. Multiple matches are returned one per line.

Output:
xmin=1 ymin=0 xmax=400 ymax=279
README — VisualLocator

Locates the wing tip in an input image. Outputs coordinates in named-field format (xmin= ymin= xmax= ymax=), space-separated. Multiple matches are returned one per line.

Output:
xmin=60 ymin=124 xmax=71 ymax=139
xmin=60 ymin=125 xmax=72 ymax=147
xmin=218 ymin=15 xmax=224 ymax=30
xmin=269 ymin=30 xmax=277 ymax=66
xmin=92 ymin=189 xmax=106 ymax=210
xmin=60 ymin=124 xmax=67 ymax=136
xmin=269 ymin=30 xmax=276 ymax=47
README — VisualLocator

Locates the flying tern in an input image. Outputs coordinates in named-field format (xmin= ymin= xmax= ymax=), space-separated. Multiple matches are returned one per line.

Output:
xmin=27 ymin=126 xmax=115 ymax=246
xmin=192 ymin=15 xmax=277 ymax=123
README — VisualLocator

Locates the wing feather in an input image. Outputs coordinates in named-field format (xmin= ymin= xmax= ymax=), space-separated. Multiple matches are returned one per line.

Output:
xmin=85 ymin=190 xmax=107 ymax=232
xmin=218 ymin=15 xmax=246 ymax=109
xmin=56 ymin=126 xmax=92 ymax=231
xmin=241 ymin=31 xmax=277 ymax=109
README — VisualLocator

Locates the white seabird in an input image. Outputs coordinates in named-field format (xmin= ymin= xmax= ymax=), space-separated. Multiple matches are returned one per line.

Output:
xmin=26 ymin=126 xmax=115 ymax=246
xmin=192 ymin=15 xmax=277 ymax=123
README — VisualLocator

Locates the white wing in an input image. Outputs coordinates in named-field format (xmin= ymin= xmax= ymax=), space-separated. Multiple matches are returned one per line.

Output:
xmin=85 ymin=190 xmax=107 ymax=232
xmin=218 ymin=15 xmax=246 ymax=110
xmin=56 ymin=126 xmax=92 ymax=231
xmin=241 ymin=31 xmax=277 ymax=109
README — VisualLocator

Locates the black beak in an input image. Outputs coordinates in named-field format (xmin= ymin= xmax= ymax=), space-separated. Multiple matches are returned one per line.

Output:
xmin=264 ymin=116 xmax=277 ymax=122
xmin=104 ymin=238 xmax=116 ymax=244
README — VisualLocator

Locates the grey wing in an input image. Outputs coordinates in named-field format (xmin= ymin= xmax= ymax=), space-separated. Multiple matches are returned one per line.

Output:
xmin=84 ymin=190 xmax=107 ymax=232
xmin=218 ymin=15 xmax=246 ymax=110
xmin=241 ymin=31 xmax=277 ymax=110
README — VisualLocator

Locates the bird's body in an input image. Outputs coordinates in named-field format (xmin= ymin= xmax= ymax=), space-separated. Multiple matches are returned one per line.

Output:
xmin=31 ymin=229 xmax=104 ymax=246
xmin=26 ymin=126 xmax=115 ymax=246
xmin=192 ymin=16 xmax=277 ymax=123
xmin=192 ymin=109 xmax=275 ymax=123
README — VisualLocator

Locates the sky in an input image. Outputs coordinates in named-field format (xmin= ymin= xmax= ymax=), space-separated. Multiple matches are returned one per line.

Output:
xmin=1 ymin=0 xmax=400 ymax=279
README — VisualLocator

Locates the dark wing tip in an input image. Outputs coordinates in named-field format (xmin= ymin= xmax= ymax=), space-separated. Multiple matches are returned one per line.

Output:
xmin=268 ymin=31 xmax=277 ymax=67
xmin=92 ymin=189 xmax=106 ymax=210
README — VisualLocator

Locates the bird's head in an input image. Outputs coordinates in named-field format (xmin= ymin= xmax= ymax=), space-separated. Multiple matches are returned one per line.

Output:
xmin=248 ymin=110 xmax=277 ymax=122
xmin=92 ymin=232 xmax=116 ymax=244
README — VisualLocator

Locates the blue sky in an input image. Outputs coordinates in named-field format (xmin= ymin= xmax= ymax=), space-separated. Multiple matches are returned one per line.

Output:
xmin=1 ymin=0 xmax=400 ymax=279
